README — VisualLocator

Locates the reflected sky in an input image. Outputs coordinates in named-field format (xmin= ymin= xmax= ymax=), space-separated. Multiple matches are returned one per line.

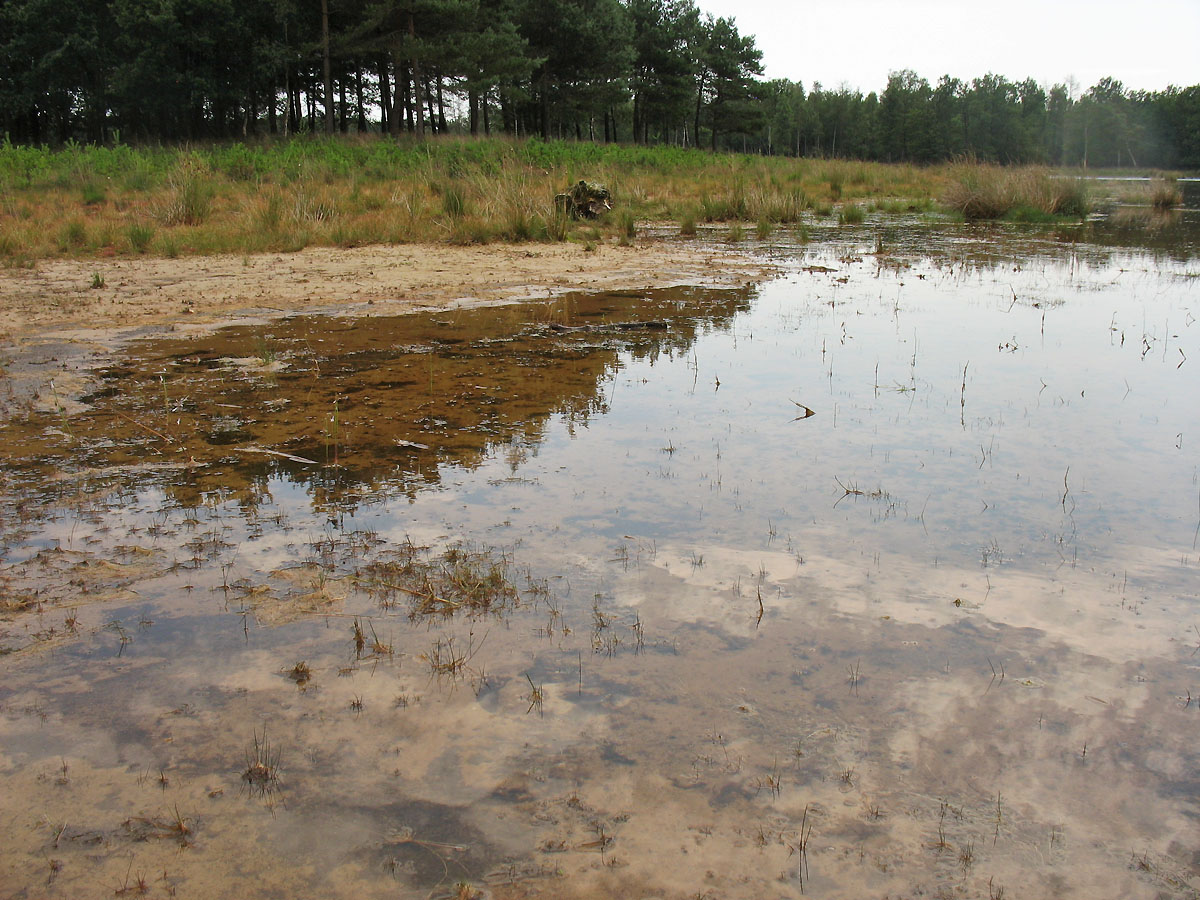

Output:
xmin=2 ymin=226 xmax=1198 ymax=899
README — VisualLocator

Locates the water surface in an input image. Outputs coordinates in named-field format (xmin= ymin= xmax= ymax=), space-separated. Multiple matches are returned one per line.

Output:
xmin=1 ymin=226 xmax=1198 ymax=899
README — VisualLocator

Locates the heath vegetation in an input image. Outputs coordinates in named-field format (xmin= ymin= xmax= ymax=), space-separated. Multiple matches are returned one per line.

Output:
xmin=0 ymin=135 xmax=1156 ymax=265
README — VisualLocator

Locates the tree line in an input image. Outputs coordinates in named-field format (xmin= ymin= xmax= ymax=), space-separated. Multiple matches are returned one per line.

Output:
xmin=1 ymin=0 xmax=1197 ymax=167
xmin=763 ymin=71 xmax=1200 ymax=169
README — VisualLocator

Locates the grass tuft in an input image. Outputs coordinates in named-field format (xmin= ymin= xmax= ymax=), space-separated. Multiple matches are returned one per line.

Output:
xmin=838 ymin=203 xmax=866 ymax=225
xmin=126 ymin=221 xmax=155 ymax=253
xmin=158 ymin=163 xmax=215 ymax=226
xmin=942 ymin=162 xmax=1090 ymax=221
xmin=80 ymin=181 xmax=107 ymax=206
xmin=1150 ymin=180 xmax=1182 ymax=211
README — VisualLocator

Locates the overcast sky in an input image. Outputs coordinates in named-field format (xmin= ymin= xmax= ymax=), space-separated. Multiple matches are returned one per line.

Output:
xmin=697 ymin=0 xmax=1200 ymax=96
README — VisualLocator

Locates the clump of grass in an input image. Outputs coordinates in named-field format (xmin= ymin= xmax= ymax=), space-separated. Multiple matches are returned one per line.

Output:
xmin=80 ymin=181 xmax=107 ymax=206
xmin=700 ymin=179 xmax=749 ymax=221
xmin=679 ymin=209 xmax=697 ymax=236
xmin=753 ymin=188 xmax=807 ymax=223
xmin=525 ymin=673 xmax=545 ymax=716
xmin=126 ymin=221 xmax=154 ymax=253
xmin=577 ymin=225 xmax=601 ymax=245
xmin=614 ymin=208 xmax=636 ymax=243
xmin=292 ymin=186 xmax=338 ymax=223
xmin=941 ymin=164 xmax=1010 ymax=219
xmin=1006 ymin=205 xmax=1057 ymax=223
xmin=439 ymin=181 xmax=469 ymax=218
xmin=287 ymin=661 xmax=311 ymax=685
xmin=1150 ymin=180 xmax=1182 ymax=211
xmin=158 ymin=163 xmax=215 ymax=226
xmin=503 ymin=208 xmax=536 ymax=241
xmin=252 ymin=192 xmax=284 ymax=232
xmin=838 ymin=203 xmax=865 ymax=225
xmin=241 ymin=729 xmax=282 ymax=799
xmin=448 ymin=215 xmax=495 ymax=245
xmin=726 ymin=222 xmax=745 ymax=242
xmin=357 ymin=540 xmax=524 ymax=619
xmin=942 ymin=162 xmax=1090 ymax=221
xmin=546 ymin=208 xmax=571 ymax=242
xmin=254 ymin=333 xmax=276 ymax=365
xmin=755 ymin=217 xmax=773 ymax=239
xmin=877 ymin=197 xmax=931 ymax=214
xmin=1050 ymin=176 xmax=1090 ymax=219
xmin=58 ymin=219 xmax=87 ymax=251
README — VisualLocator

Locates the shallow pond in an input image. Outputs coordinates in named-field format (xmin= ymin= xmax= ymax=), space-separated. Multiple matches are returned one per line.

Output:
xmin=1 ymin=224 xmax=1198 ymax=899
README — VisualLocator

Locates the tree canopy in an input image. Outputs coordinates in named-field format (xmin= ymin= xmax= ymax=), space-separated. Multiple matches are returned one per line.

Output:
xmin=0 ymin=0 xmax=1197 ymax=167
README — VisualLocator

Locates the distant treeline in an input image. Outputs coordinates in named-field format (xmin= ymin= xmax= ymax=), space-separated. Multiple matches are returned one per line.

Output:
xmin=2 ymin=0 xmax=1198 ymax=167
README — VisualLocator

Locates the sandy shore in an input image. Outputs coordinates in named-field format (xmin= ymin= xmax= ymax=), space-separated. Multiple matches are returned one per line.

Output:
xmin=0 ymin=238 xmax=773 ymax=342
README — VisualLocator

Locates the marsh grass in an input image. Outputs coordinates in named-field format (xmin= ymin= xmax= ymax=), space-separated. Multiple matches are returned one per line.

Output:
xmin=1113 ymin=177 xmax=1183 ymax=212
xmin=241 ymin=728 xmax=282 ymax=800
xmin=0 ymin=135 xmax=1106 ymax=263
xmin=1150 ymin=180 xmax=1182 ymax=211
xmin=838 ymin=203 xmax=866 ymax=225
xmin=1106 ymin=205 xmax=1182 ymax=233
xmin=756 ymin=187 xmax=808 ymax=223
xmin=942 ymin=162 xmax=1090 ymax=221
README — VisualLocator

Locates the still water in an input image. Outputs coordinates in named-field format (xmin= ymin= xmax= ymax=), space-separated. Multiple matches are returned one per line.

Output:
xmin=1 ymin=223 xmax=1198 ymax=899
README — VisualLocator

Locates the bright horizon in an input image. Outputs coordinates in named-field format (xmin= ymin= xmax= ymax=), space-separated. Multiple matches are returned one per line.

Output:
xmin=697 ymin=0 xmax=1200 ymax=96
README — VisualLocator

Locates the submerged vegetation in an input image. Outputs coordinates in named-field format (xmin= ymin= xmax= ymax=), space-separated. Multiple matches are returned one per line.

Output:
xmin=3 ymin=136 xmax=1174 ymax=263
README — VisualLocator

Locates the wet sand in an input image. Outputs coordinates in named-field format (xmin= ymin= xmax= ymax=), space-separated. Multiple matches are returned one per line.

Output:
xmin=0 ymin=239 xmax=772 ymax=341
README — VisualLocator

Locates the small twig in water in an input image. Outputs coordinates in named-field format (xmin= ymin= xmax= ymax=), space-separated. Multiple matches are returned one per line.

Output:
xmin=985 ymin=657 xmax=1005 ymax=694
xmin=790 ymin=399 xmax=816 ymax=420
xmin=525 ymin=673 xmax=544 ymax=716
xmin=835 ymin=476 xmax=863 ymax=497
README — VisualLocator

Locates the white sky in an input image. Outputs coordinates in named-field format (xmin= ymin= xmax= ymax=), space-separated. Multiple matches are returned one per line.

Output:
xmin=697 ymin=0 xmax=1200 ymax=96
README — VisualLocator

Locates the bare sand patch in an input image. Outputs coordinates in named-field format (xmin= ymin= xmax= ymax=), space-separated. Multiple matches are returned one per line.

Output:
xmin=0 ymin=239 xmax=771 ymax=341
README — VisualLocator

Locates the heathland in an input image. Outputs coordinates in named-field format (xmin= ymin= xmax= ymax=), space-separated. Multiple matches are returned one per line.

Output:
xmin=4 ymin=135 xmax=1178 ymax=267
